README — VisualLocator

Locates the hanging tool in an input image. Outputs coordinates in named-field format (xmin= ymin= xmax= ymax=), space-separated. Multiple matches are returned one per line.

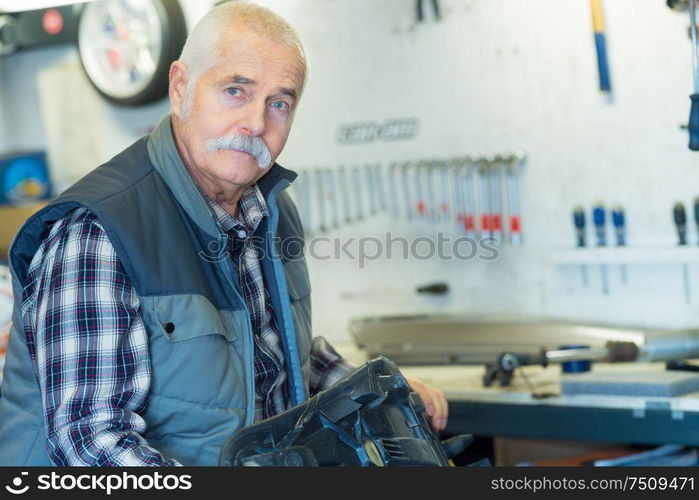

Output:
xmin=438 ymin=161 xmax=450 ymax=223
xmin=573 ymin=206 xmax=589 ymax=286
xmin=388 ymin=163 xmax=400 ymax=219
xmin=375 ymin=164 xmax=387 ymax=213
xmin=462 ymin=158 xmax=477 ymax=239
xmin=674 ymin=202 xmax=691 ymax=304
xmin=452 ymin=160 xmax=465 ymax=232
xmin=506 ymin=152 xmax=524 ymax=246
xmin=338 ymin=166 xmax=352 ymax=225
xmin=611 ymin=206 xmax=628 ymax=284
xmin=592 ymin=204 xmax=609 ymax=294
xmin=315 ymin=169 xmax=327 ymax=233
xmin=490 ymin=156 xmax=503 ymax=245
xmin=590 ymin=0 xmax=612 ymax=93
xmin=689 ymin=0 xmax=699 ymax=150
xmin=416 ymin=0 xmax=441 ymax=22
xmin=478 ymin=158 xmax=492 ymax=239
xmin=426 ymin=161 xmax=438 ymax=223
xmin=352 ymin=166 xmax=365 ymax=221
xmin=413 ymin=162 xmax=426 ymax=219
xmin=694 ymin=197 xmax=699 ymax=243
xmin=325 ymin=169 xmax=340 ymax=229
xmin=366 ymin=165 xmax=378 ymax=216
xmin=400 ymin=162 xmax=413 ymax=220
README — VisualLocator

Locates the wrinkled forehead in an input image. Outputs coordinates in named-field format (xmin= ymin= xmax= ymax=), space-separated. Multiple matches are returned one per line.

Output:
xmin=208 ymin=26 xmax=306 ymax=92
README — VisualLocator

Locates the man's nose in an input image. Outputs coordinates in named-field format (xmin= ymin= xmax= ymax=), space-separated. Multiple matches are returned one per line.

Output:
xmin=237 ymin=99 xmax=266 ymax=137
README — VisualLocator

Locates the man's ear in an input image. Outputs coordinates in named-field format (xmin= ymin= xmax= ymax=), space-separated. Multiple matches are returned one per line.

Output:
xmin=169 ymin=61 xmax=188 ymax=118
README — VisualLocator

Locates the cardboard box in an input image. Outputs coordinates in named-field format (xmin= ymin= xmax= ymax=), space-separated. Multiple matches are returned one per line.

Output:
xmin=0 ymin=203 xmax=46 ymax=261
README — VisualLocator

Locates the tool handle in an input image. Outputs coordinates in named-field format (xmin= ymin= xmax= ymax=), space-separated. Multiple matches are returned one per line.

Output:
xmin=592 ymin=205 xmax=606 ymax=246
xmin=591 ymin=0 xmax=611 ymax=92
xmin=612 ymin=207 xmax=625 ymax=246
xmin=594 ymin=33 xmax=611 ymax=92
xmin=416 ymin=282 xmax=449 ymax=295
xmin=690 ymin=94 xmax=699 ymax=151
xmin=573 ymin=207 xmax=586 ymax=247
xmin=674 ymin=202 xmax=688 ymax=245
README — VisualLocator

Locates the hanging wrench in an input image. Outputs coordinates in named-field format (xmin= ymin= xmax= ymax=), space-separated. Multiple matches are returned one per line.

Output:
xmin=366 ymin=164 xmax=378 ymax=216
xmin=315 ymin=169 xmax=328 ymax=233
xmin=352 ymin=166 xmax=365 ymax=221
xmin=388 ymin=163 xmax=400 ymax=219
xmin=374 ymin=164 xmax=387 ymax=213
xmin=401 ymin=162 xmax=413 ymax=220
xmin=506 ymin=151 xmax=525 ymax=246
xmin=478 ymin=158 xmax=492 ymax=240
xmin=426 ymin=160 xmax=438 ymax=223
xmin=462 ymin=157 xmax=477 ymax=239
xmin=438 ymin=160 xmax=450 ymax=223
xmin=452 ymin=158 xmax=465 ymax=232
xmin=414 ymin=161 xmax=427 ymax=219
xmin=325 ymin=168 xmax=340 ymax=229
xmin=490 ymin=156 xmax=504 ymax=245
xmin=338 ymin=166 xmax=352 ymax=225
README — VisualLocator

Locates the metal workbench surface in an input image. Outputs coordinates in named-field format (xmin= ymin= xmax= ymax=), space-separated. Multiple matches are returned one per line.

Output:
xmin=399 ymin=362 xmax=699 ymax=446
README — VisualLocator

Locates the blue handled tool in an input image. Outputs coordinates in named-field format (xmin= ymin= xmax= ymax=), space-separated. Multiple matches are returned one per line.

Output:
xmin=590 ymin=0 xmax=612 ymax=93
xmin=593 ymin=204 xmax=609 ymax=294
xmin=688 ymin=0 xmax=699 ymax=150
xmin=612 ymin=206 xmax=627 ymax=284
xmin=573 ymin=206 xmax=589 ymax=286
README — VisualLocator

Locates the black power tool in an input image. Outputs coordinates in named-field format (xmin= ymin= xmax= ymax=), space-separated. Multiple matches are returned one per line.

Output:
xmin=220 ymin=357 xmax=474 ymax=467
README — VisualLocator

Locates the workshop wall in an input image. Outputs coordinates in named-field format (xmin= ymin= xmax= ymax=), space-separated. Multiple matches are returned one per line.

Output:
xmin=0 ymin=0 xmax=697 ymax=344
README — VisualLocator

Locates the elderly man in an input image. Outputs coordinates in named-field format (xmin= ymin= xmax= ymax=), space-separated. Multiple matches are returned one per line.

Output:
xmin=0 ymin=1 xmax=447 ymax=466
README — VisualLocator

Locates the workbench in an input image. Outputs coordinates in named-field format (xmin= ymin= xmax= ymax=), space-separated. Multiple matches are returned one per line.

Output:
xmin=336 ymin=343 xmax=699 ymax=446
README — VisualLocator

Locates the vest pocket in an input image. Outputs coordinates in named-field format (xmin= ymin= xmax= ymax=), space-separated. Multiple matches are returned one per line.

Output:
xmin=140 ymin=294 xmax=238 ymax=343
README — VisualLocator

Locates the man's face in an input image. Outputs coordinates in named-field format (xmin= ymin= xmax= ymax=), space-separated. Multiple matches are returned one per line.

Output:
xmin=172 ymin=28 xmax=305 ymax=188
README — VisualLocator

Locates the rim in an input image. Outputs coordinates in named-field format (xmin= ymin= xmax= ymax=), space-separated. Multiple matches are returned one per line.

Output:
xmin=78 ymin=0 xmax=163 ymax=99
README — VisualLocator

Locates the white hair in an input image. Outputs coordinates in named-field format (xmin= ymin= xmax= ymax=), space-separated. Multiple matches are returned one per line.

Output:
xmin=178 ymin=1 xmax=307 ymax=118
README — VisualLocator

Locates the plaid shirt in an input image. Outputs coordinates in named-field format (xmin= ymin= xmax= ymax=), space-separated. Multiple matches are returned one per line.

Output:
xmin=20 ymin=184 xmax=352 ymax=466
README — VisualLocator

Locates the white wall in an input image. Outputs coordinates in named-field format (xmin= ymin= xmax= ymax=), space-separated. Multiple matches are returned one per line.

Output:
xmin=1 ymin=0 xmax=698 ymax=344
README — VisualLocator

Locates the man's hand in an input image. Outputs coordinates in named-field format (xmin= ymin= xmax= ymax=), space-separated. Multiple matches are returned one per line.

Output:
xmin=405 ymin=376 xmax=448 ymax=432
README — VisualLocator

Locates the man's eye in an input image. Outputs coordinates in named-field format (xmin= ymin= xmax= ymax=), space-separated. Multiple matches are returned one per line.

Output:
xmin=227 ymin=88 xmax=241 ymax=97
xmin=271 ymin=101 xmax=288 ymax=110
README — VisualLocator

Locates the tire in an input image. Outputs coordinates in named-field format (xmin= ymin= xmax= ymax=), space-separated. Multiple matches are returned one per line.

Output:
xmin=77 ymin=0 xmax=187 ymax=107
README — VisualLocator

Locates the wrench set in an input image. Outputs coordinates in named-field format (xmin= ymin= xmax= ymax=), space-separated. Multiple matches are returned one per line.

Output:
xmin=291 ymin=152 xmax=526 ymax=245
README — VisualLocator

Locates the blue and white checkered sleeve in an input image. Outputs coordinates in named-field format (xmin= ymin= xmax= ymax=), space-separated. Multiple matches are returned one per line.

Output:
xmin=308 ymin=336 xmax=355 ymax=394
xmin=21 ymin=208 xmax=180 ymax=466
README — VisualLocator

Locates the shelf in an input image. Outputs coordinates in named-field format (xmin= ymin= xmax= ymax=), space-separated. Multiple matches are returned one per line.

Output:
xmin=550 ymin=247 xmax=699 ymax=265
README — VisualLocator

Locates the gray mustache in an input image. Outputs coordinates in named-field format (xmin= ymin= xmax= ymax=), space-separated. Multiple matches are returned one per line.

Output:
xmin=206 ymin=134 xmax=272 ymax=169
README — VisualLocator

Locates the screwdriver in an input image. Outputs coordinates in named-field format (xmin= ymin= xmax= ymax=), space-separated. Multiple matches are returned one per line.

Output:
xmin=611 ymin=206 xmax=627 ymax=284
xmin=573 ymin=206 xmax=589 ymax=286
xmin=592 ymin=204 xmax=609 ymax=294
xmin=688 ymin=0 xmax=698 ymax=150
xmin=674 ymin=202 xmax=691 ymax=304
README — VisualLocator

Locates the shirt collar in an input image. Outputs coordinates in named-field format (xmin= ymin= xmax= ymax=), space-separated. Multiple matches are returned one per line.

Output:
xmin=203 ymin=184 xmax=269 ymax=234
